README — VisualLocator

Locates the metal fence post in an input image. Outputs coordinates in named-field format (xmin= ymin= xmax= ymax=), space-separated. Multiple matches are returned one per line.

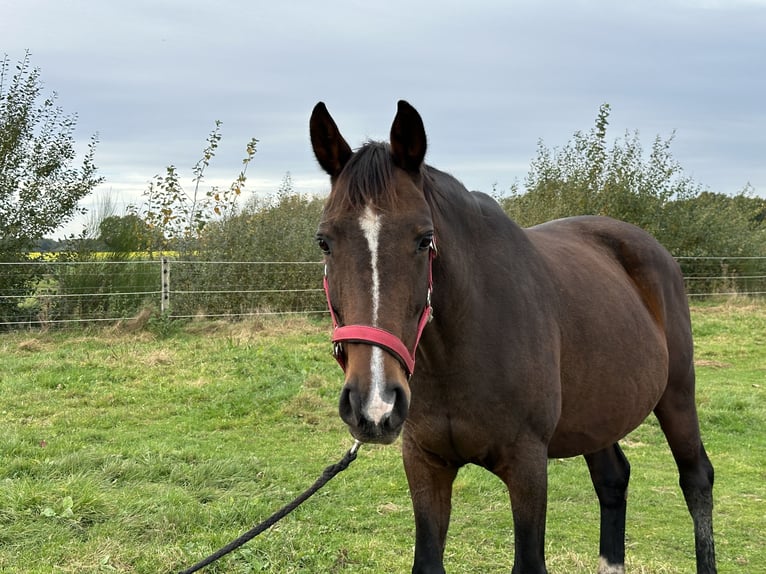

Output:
xmin=161 ymin=257 xmax=170 ymax=314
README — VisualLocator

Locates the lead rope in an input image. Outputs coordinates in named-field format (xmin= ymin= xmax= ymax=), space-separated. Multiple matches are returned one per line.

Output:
xmin=177 ymin=440 xmax=361 ymax=574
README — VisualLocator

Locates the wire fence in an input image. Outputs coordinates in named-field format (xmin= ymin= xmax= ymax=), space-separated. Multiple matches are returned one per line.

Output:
xmin=1 ymin=256 xmax=764 ymax=328
xmin=676 ymin=256 xmax=766 ymax=298
xmin=0 ymin=258 xmax=325 ymax=328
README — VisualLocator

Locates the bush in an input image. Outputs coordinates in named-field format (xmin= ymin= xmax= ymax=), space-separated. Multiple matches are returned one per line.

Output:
xmin=48 ymin=251 xmax=160 ymax=323
xmin=166 ymin=178 xmax=327 ymax=317
xmin=0 ymin=253 xmax=43 ymax=328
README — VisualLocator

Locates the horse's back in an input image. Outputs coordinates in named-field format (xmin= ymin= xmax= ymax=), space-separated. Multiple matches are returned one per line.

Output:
xmin=525 ymin=216 xmax=692 ymax=457
xmin=529 ymin=216 xmax=689 ymax=325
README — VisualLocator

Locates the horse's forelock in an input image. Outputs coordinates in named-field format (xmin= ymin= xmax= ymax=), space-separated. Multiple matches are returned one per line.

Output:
xmin=323 ymin=141 xmax=400 ymax=217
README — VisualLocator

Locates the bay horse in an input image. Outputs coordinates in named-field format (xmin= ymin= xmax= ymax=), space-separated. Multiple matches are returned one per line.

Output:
xmin=310 ymin=100 xmax=716 ymax=574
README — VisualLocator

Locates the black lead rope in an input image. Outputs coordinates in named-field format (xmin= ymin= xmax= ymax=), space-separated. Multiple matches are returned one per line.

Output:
xmin=177 ymin=441 xmax=361 ymax=574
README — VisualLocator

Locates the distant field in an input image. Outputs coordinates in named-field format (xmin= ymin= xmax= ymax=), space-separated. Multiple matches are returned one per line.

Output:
xmin=0 ymin=301 xmax=764 ymax=573
xmin=23 ymin=252 xmax=176 ymax=260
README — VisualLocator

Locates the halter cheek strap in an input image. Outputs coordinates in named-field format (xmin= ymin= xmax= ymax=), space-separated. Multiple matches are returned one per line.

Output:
xmin=323 ymin=242 xmax=435 ymax=379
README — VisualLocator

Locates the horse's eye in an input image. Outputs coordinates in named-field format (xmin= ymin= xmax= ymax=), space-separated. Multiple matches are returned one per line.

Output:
xmin=316 ymin=237 xmax=331 ymax=255
xmin=417 ymin=234 xmax=434 ymax=252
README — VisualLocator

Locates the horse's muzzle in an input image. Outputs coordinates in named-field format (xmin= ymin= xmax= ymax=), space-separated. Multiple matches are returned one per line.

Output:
xmin=338 ymin=377 xmax=410 ymax=444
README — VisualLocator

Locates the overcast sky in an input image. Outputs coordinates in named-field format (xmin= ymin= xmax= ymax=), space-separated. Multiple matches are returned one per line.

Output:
xmin=4 ymin=0 xmax=765 ymax=238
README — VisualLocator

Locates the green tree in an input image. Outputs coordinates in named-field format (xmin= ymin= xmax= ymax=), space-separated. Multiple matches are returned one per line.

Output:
xmin=0 ymin=52 xmax=102 ymax=250
xmin=99 ymin=214 xmax=162 ymax=253
xmin=498 ymin=104 xmax=766 ymax=295
xmin=665 ymin=190 xmax=766 ymax=294
xmin=663 ymin=190 xmax=766 ymax=258
xmin=501 ymin=103 xmax=702 ymax=236
xmin=0 ymin=52 xmax=102 ymax=326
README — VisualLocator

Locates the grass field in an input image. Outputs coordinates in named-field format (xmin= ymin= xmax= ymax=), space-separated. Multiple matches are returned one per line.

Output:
xmin=1 ymin=301 xmax=764 ymax=573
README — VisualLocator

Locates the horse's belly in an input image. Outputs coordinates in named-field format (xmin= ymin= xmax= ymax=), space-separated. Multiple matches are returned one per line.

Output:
xmin=548 ymin=314 xmax=669 ymax=458
xmin=548 ymin=382 xmax=666 ymax=457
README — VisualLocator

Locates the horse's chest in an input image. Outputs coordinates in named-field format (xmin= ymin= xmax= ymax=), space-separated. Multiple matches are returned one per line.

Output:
xmin=407 ymin=412 xmax=492 ymax=465
xmin=407 ymin=383 xmax=524 ymax=464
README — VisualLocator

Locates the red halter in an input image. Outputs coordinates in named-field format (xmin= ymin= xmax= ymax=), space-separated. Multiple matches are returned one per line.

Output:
xmin=323 ymin=242 xmax=436 ymax=379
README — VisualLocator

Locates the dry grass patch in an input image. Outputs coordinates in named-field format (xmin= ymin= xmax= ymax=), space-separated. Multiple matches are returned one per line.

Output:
xmin=694 ymin=358 xmax=731 ymax=368
xmin=16 ymin=338 xmax=44 ymax=352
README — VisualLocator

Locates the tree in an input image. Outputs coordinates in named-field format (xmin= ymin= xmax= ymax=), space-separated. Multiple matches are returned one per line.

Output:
xmin=663 ymin=190 xmax=766 ymax=257
xmin=500 ymin=103 xmax=703 ymax=235
xmin=99 ymin=214 xmax=163 ymax=253
xmin=497 ymin=104 xmax=766 ymax=295
xmin=0 ymin=52 xmax=103 ymax=327
xmin=0 ymin=51 xmax=103 ymax=250
xmin=129 ymin=121 xmax=258 ymax=253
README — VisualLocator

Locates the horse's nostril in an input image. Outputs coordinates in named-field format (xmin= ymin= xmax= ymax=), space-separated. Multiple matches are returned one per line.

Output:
xmin=380 ymin=412 xmax=399 ymax=435
xmin=383 ymin=413 xmax=398 ymax=432
xmin=387 ymin=384 xmax=409 ymax=427
xmin=339 ymin=385 xmax=362 ymax=427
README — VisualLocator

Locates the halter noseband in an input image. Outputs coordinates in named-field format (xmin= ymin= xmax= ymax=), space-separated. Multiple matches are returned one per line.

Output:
xmin=323 ymin=241 xmax=436 ymax=379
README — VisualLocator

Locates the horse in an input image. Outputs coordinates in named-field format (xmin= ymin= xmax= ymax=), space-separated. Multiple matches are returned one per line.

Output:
xmin=309 ymin=100 xmax=716 ymax=574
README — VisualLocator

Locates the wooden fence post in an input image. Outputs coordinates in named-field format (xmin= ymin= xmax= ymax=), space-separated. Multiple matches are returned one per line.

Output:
xmin=161 ymin=257 xmax=170 ymax=314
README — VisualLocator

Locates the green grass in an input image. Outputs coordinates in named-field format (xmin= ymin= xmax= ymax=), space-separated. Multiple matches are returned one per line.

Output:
xmin=0 ymin=302 xmax=764 ymax=573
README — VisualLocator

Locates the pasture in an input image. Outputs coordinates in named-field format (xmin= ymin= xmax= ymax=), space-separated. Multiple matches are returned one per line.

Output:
xmin=0 ymin=302 xmax=764 ymax=573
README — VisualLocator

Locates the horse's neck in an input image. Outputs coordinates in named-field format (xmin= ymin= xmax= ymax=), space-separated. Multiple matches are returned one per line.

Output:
xmin=429 ymin=181 xmax=537 ymax=319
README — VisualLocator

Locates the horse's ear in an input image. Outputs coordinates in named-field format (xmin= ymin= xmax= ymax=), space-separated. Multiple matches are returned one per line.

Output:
xmin=390 ymin=100 xmax=427 ymax=173
xmin=310 ymin=102 xmax=352 ymax=178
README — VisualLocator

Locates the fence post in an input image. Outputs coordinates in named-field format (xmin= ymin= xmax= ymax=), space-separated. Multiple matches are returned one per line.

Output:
xmin=161 ymin=257 xmax=170 ymax=314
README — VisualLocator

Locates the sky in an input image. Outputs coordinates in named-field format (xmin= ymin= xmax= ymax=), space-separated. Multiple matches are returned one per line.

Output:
xmin=3 ymin=0 xmax=765 ymax=238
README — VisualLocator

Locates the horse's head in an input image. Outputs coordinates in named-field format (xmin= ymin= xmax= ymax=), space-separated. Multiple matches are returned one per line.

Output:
xmin=310 ymin=100 xmax=435 ymax=444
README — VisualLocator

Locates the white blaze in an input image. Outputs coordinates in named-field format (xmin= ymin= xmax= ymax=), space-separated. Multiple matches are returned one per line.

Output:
xmin=359 ymin=205 xmax=381 ymax=323
xmin=358 ymin=206 xmax=394 ymax=424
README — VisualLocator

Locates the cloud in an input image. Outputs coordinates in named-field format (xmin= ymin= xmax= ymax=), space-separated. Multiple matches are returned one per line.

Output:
xmin=2 ymin=0 xmax=764 ymax=238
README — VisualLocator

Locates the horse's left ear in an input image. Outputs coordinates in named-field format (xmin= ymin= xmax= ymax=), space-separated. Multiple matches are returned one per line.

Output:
xmin=390 ymin=100 xmax=427 ymax=173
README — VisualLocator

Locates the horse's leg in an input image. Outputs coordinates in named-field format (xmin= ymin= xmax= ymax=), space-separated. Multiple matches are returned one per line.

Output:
xmin=654 ymin=367 xmax=717 ymax=574
xmin=584 ymin=444 xmax=631 ymax=574
xmin=402 ymin=436 xmax=459 ymax=574
xmin=495 ymin=443 xmax=550 ymax=574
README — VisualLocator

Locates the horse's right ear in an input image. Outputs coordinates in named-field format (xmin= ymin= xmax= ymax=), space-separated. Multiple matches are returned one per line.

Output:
xmin=310 ymin=102 xmax=352 ymax=178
